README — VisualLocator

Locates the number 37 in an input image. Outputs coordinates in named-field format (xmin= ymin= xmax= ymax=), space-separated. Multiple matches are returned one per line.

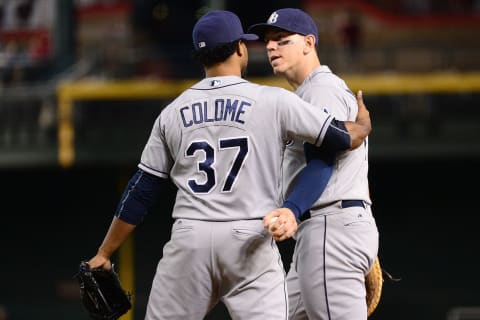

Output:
xmin=185 ymin=137 xmax=249 ymax=193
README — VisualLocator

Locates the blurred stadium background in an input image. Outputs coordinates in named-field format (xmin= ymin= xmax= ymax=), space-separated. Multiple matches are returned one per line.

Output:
xmin=1 ymin=0 xmax=479 ymax=319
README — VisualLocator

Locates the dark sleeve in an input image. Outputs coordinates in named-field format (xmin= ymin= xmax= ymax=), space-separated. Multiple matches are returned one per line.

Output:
xmin=321 ymin=119 xmax=350 ymax=153
xmin=282 ymin=143 xmax=336 ymax=220
xmin=114 ymin=168 xmax=168 ymax=225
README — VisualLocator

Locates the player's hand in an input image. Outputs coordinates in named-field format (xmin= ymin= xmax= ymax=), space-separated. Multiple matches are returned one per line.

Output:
xmin=263 ymin=208 xmax=298 ymax=241
xmin=87 ymin=253 xmax=112 ymax=270
xmin=356 ymin=90 xmax=371 ymax=132
xmin=346 ymin=90 xmax=371 ymax=149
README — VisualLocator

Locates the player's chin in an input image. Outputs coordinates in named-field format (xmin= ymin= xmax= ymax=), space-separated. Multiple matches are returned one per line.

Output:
xmin=271 ymin=64 xmax=285 ymax=76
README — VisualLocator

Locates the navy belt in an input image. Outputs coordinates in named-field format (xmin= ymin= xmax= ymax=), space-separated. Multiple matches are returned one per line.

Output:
xmin=341 ymin=199 xmax=365 ymax=209
xmin=299 ymin=200 xmax=365 ymax=221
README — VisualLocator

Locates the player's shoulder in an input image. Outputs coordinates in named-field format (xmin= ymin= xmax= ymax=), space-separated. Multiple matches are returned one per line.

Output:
xmin=300 ymin=66 xmax=337 ymax=88
xmin=252 ymin=82 xmax=295 ymax=97
xmin=304 ymin=68 xmax=355 ymax=100
xmin=262 ymin=85 xmax=305 ymax=109
xmin=160 ymin=95 xmax=183 ymax=114
xmin=307 ymin=66 xmax=347 ymax=89
xmin=157 ymin=90 xmax=191 ymax=123
xmin=162 ymin=84 xmax=203 ymax=112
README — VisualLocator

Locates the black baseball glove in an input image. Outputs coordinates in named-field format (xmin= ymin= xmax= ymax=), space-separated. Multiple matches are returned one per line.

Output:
xmin=75 ymin=261 xmax=132 ymax=320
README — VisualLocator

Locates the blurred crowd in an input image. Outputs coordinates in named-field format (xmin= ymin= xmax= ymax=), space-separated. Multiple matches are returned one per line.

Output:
xmin=370 ymin=0 xmax=480 ymax=14
xmin=1 ymin=0 xmax=479 ymax=87
xmin=0 ymin=0 xmax=55 ymax=86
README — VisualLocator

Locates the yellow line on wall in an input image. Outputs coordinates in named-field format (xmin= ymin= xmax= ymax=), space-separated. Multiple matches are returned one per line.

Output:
xmin=340 ymin=72 xmax=480 ymax=94
xmin=57 ymin=89 xmax=75 ymax=168
xmin=118 ymin=173 xmax=135 ymax=320
xmin=253 ymin=72 xmax=480 ymax=94
xmin=57 ymin=79 xmax=197 ymax=100
xmin=118 ymin=235 xmax=135 ymax=320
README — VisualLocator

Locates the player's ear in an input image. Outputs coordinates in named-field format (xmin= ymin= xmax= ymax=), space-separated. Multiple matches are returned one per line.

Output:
xmin=303 ymin=35 xmax=316 ymax=54
xmin=236 ymin=40 xmax=244 ymax=56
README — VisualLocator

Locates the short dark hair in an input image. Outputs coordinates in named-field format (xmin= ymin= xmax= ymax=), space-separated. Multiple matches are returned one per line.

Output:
xmin=192 ymin=40 xmax=239 ymax=68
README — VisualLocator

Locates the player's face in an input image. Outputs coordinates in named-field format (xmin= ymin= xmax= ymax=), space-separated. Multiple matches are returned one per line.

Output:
xmin=263 ymin=30 xmax=305 ymax=76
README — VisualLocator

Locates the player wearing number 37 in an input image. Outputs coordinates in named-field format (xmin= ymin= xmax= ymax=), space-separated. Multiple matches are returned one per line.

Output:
xmin=85 ymin=9 xmax=371 ymax=320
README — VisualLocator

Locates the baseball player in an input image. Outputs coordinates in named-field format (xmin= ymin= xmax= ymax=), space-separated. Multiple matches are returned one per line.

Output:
xmin=249 ymin=8 xmax=379 ymax=320
xmin=86 ymin=10 xmax=371 ymax=320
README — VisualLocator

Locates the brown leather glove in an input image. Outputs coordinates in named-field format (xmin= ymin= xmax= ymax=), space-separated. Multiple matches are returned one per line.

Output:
xmin=366 ymin=256 xmax=383 ymax=317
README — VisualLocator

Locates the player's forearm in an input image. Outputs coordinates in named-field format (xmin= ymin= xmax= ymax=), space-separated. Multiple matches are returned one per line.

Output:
xmin=97 ymin=216 xmax=136 ymax=259
xmin=283 ymin=159 xmax=333 ymax=219
xmin=283 ymin=145 xmax=335 ymax=219
xmin=97 ymin=169 xmax=166 ymax=259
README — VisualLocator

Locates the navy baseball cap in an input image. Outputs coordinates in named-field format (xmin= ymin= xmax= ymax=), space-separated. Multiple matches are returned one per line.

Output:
xmin=248 ymin=8 xmax=319 ymax=45
xmin=192 ymin=10 xmax=259 ymax=51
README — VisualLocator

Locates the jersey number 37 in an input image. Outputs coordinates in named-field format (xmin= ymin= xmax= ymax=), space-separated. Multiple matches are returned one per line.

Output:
xmin=185 ymin=137 xmax=249 ymax=194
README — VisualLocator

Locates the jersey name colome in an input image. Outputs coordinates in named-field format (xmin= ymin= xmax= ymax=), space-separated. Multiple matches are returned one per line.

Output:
xmin=180 ymin=98 xmax=252 ymax=128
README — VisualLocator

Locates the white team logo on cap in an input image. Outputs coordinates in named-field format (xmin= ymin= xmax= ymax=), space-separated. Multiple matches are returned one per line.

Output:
xmin=268 ymin=12 xmax=278 ymax=24
xmin=199 ymin=42 xmax=206 ymax=48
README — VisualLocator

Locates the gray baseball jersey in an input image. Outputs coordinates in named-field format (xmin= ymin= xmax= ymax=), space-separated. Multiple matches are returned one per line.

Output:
xmin=284 ymin=66 xmax=378 ymax=320
xmin=138 ymin=75 xmax=338 ymax=319
xmin=282 ymin=65 xmax=370 ymax=207
xmin=139 ymin=75 xmax=334 ymax=221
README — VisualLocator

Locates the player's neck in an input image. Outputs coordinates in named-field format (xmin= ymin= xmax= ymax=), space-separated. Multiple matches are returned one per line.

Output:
xmin=287 ymin=58 xmax=321 ymax=90
xmin=204 ymin=61 xmax=242 ymax=78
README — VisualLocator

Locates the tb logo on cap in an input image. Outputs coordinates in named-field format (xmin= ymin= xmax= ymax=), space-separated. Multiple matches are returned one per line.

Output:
xmin=268 ymin=12 xmax=278 ymax=24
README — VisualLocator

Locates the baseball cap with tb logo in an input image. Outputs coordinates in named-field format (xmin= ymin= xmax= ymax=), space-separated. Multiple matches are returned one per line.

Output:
xmin=248 ymin=8 xmax=319 ymax=45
